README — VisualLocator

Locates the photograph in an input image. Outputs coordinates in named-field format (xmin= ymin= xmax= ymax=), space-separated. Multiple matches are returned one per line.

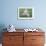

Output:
xmin=18 ymin=7 xmax=34 ymax=19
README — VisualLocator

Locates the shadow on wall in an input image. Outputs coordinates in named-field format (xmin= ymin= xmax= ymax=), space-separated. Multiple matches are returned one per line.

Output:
xmin=0 ymin=24 xmax=7 ymax=43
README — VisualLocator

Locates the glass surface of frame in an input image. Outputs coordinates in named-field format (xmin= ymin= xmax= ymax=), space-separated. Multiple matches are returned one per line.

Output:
xmin=18 ymin=7 xmax=34 ymax=19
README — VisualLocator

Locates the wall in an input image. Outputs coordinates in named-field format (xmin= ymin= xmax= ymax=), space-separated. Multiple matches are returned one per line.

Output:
xmin=0 ymin=0 xmax=46 ymax=30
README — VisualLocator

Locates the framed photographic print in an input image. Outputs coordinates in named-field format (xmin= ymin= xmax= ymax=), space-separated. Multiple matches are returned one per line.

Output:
xmin=18 ymin=7 xmax=34 ymax=19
